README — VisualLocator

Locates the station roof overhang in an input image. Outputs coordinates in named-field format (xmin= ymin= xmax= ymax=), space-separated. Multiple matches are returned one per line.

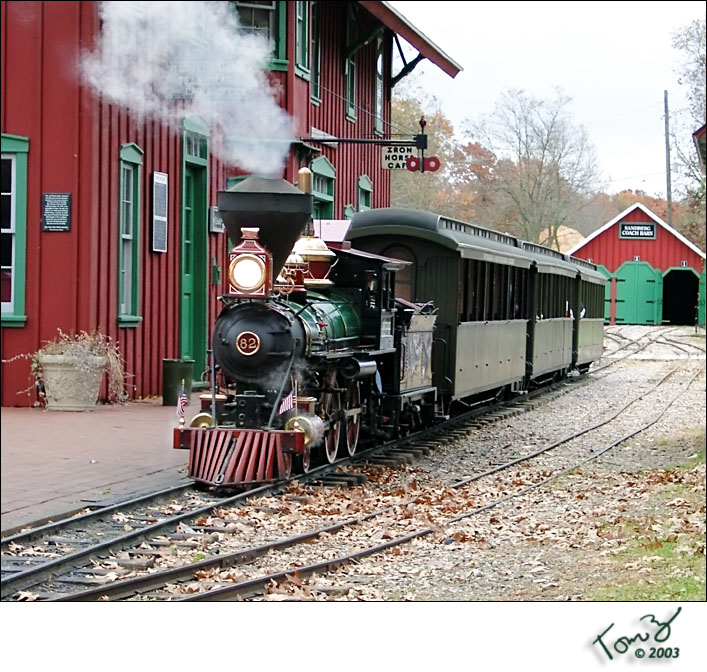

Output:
xmin=356 ymin=1 xmax=463 ymax=81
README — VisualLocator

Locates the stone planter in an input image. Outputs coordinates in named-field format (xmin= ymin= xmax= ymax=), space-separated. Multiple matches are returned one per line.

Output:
xmin=37 ymin=353 xmax=108 ymax=411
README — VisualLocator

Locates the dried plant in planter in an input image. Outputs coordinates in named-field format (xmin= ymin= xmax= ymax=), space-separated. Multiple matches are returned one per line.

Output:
xmin=31 ymin=329 xmax=128 ymax=409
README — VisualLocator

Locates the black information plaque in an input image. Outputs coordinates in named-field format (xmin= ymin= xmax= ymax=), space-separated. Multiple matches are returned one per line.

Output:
xmin=619 ymin=221 xmax=655 ymax=240
xmin=42 ymin=193 xmax=71 ymax=232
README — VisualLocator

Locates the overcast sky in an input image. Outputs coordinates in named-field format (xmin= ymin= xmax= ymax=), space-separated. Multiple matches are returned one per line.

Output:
xmin=388 ymin=1 xmax=706 ymax=199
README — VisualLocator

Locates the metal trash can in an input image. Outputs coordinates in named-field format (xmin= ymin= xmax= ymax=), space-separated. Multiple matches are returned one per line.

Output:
xmin=162 ymin=358 xmax=194 ymax=406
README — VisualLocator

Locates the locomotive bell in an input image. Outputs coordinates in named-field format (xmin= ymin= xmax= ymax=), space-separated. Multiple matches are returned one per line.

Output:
xmin=294 ymin=235 xmax=335 ymax=288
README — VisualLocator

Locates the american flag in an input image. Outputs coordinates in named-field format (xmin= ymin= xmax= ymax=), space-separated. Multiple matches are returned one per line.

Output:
xmin=176 ymin=382 xmax=189 ymax=417
xmin=278 ymin=388 xmax=296 ymax=415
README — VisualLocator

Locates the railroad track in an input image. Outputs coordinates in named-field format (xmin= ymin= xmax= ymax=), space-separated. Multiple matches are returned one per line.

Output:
xmin=5 ymin=338 xmax=700 ymax=602
xmin=0 ymin=373 xmax=578 ymax=601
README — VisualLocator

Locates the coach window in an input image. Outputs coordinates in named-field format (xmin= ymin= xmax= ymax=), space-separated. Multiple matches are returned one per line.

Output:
xmin=517 ymin=267 xmax=529 ymax=319
xmin=472 ymin=261 xmax=487 ymax=321
xmin=483 ymin=263 xmax=493 ymax=321
xmin=491 ymin=264 xmax=506 ymax=320
xmin=311 ymin=156 xmax=335 ymax=218
xmin=118 ymin=143 xmax=143 ymax=326
xmin=464 ymin=259 xmax=477 ymax=322
xmin=1 ymin=134 xmax=28 ymax=327
xmin=234 ymin=1 xmax=287 ymax=71
xmin=460 ymin=259 xmax=470 ymax=322
xmin=382 ymin=245 xmax=414 ymax=302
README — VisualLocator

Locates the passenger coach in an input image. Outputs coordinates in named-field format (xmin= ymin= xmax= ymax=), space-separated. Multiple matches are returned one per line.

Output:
xmin=346 ymin=208 xmax=605 ymax=413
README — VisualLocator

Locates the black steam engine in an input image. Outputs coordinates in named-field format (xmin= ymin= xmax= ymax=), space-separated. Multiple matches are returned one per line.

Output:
xmin=173 ymin=171 xmax=438 ymax=487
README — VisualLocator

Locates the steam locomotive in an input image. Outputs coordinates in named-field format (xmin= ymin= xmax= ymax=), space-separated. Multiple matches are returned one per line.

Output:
xmin=173 ymin=171 xmax=606 ymax=488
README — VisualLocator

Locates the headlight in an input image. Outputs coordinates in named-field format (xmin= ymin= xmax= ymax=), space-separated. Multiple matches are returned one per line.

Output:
xmin=229 ymin=254 xmax=266 ymax=292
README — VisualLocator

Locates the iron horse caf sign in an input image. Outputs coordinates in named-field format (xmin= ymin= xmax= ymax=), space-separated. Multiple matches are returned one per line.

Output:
xmin=619 ymin=222 xmax=656 ymax=240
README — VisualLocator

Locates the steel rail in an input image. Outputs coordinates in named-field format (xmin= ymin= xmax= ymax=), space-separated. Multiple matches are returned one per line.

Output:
xmin=44 ymin=359 xmax=699 ymax=602
xmin=177 ymin=364 xmax=703 ymax=601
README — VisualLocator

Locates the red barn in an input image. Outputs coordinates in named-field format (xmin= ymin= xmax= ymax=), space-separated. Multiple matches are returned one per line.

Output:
xmin=0 ymin=1 xmax=461 ymax=407
xmin=568 ymin=203 xmax=706 ymax=325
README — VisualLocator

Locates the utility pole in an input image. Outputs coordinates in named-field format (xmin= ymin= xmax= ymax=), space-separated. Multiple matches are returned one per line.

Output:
xmin=664 ymin=90 xmax=673 ymax=226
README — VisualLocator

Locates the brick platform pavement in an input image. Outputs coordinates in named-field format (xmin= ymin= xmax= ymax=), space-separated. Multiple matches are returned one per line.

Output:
xmin=0 ymin=394 xmax=199 ymax=534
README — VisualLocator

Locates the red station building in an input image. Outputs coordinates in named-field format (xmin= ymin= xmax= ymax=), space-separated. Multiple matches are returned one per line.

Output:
xmin=0 ymin=1 xmax=461 ymax=406
xmin=568 ymin=203 xmax=706 ymax=326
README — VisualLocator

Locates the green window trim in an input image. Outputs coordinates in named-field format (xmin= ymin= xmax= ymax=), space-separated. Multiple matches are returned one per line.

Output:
xmin=374 ymin=36 xmax=384 ymax=135
xmin=343 ymin=204 xmax=356 ymax=220
xmin=294 ymin=1 xmax=310 ymax=80
xmin=117 ymin=143 xmax=143 ymax=327
xmin=357 ymin=174 xmax=372 ymax=212
xmin=345 ymin=6 xmax=357 ymax=122
xmin=310 ymin=1 xmax=322 ymax=104
xmin=233 ymin=2 xmax=288 ymax=72
xmin=1 ymin=133 xmax=29 ymax=327
xmin=311 ymin=155 xmax=336 ymax=219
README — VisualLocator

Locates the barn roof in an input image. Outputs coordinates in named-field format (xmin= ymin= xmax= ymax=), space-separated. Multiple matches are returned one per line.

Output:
xmin=567 ymin=202 xmax=705 ymax=260
xmin=357 ymin=2 xmax=463 ymax=79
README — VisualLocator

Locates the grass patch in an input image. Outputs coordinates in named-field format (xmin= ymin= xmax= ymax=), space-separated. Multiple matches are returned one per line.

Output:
xmin=586 ymin=451 xmax=705 ymax=602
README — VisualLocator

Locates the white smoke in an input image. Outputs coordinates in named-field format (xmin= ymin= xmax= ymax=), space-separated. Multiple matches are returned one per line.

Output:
xmin=81 ymin=1 xmax=294 ymax=176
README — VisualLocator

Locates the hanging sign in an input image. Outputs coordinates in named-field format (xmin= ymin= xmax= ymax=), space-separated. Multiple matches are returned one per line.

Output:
xmin=381 ymin=145 xmax=415 ymax=170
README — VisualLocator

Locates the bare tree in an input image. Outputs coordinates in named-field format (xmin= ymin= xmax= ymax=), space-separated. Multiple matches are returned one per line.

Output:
xmin=671 ymin=18 xmax=706 ymax=200
xmin=669 ymin=18 xmax=706 ymax=248
xmin=672 ymin=18 xmax=706 ymax=125
xmin=465 ymin=89 xmax=603 ymax=245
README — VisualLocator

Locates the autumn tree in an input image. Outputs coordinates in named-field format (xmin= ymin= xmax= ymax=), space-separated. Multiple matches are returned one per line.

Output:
xmin=463 ymin=88 xmax=603 ymax=246
xmin=390 ymin=82 xmax=477 ymax=220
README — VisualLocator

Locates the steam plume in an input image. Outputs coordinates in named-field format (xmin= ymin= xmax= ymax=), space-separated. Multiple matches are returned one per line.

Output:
xmin=81 ymin=1 xmax=294 ymax=176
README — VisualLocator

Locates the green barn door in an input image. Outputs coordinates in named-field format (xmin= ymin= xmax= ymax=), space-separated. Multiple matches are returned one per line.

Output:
xmin=180 ymin=121 xmax=209 ymax=380
xmin=615 ymin=261 xmax=662 ymax=325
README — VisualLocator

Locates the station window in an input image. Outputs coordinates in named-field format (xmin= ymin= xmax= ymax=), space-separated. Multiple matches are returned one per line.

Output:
xmin=310 ymin=1 xmax=322 ymax=103
xmin=234 ymin=1 xmax=287 ymax=71
xmin=311 ymin=155 xmax=335 ymax=218
xmin=357 ymin=175 xmax=372 ymax=212
xmin=374 ymin=35 xmax=384 ymax=135
xmin=294 ymin=1 xmax=309 ymax=78
xmin=118 ymin=143 xmax=143 ymax=326
xmin=344 ymin=5 xmax=357 ymax=122
xmin=1 ymin=134 xmax=28 ymax=327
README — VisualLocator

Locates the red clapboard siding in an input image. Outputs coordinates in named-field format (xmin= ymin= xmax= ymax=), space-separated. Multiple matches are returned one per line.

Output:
xmin=1 ymin=1 xmax=398 ymax=405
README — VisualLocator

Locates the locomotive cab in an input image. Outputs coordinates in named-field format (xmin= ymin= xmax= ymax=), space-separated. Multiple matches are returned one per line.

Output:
xmin=328 ymin=246 xmax=404 ymax=352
